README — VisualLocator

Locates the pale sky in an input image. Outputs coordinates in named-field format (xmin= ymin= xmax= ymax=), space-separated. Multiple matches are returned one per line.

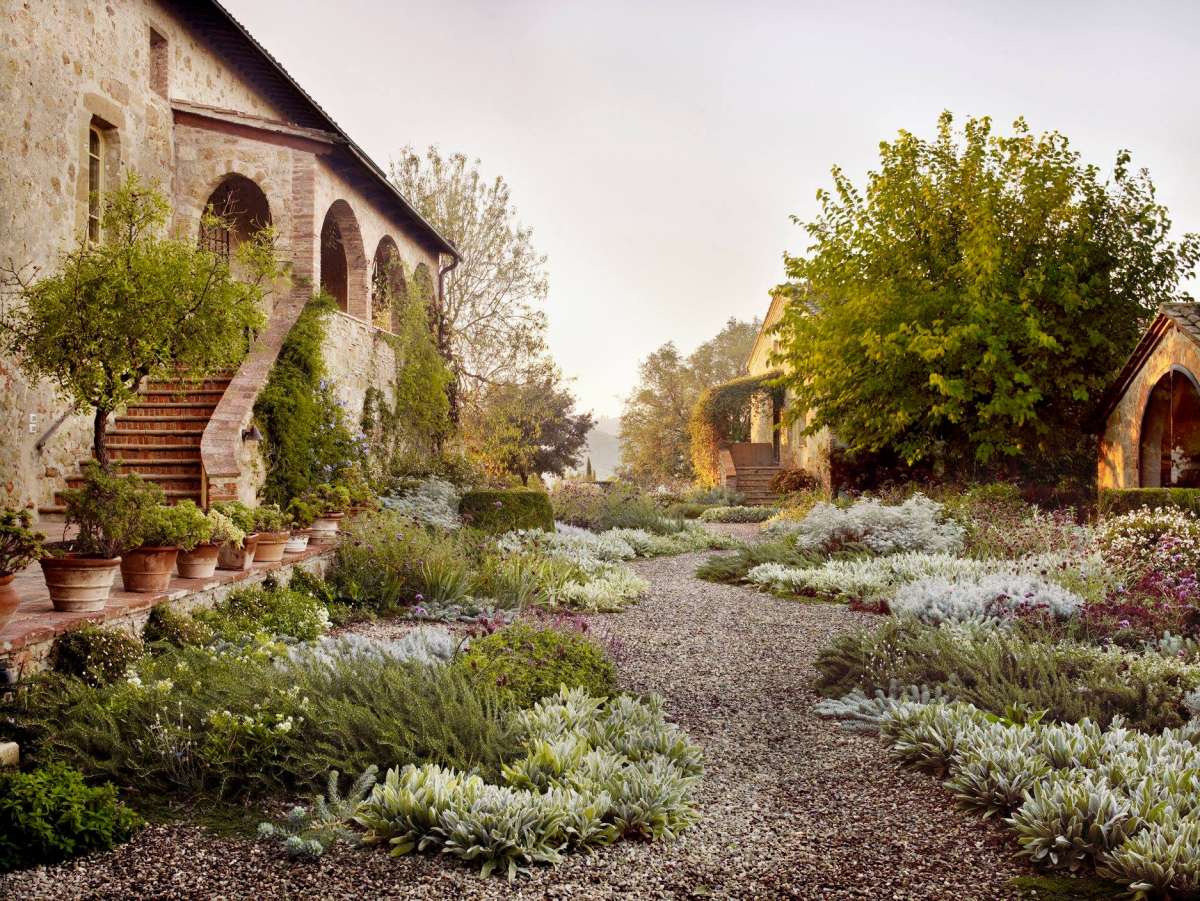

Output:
xmin=225 ymin=0 xmax=1200 ymax=421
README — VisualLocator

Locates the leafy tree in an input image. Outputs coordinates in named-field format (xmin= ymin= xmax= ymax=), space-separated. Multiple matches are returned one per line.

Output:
xmin=464 ymin=365 xmax=593 ymax=485
xmin=774 ymin=112 xmax=1200 ymax=476
xmin=389 ymin=147 xmax=549 ymax=418
xmin=1 ymin=174 xmax=278 ymax=467
xmin=619 ymin=318 xmax=760 ymax=486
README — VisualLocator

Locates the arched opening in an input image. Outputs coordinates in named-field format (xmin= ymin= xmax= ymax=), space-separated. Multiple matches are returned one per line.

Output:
xmin=1139 ymin=367 xmax=1200 ymax=487
xmin=199 ymin=174 xmax=271 ymax=262
xmin=319 ymin=200 xmax=367 ymax=318
xmin=371 ymin=237 xmax=407 ymax=332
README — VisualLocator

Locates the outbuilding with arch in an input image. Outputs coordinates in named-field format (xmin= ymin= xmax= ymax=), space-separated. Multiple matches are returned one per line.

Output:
xmin=1097 ymin=303 xmax=1200 ymax=489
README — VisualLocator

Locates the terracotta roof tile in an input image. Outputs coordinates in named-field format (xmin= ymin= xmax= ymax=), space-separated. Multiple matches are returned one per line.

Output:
xmin=1162 ymin=302 xmax=1200 ymax=345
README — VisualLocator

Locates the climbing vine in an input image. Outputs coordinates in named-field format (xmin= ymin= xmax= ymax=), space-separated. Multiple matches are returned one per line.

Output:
xmin=254 ymin=293 xmax=362 ymax=505
xmin=688 ymin=371 xmax=781 ymax=487
xmin=359 ymin=260 xmax=452 ymax=479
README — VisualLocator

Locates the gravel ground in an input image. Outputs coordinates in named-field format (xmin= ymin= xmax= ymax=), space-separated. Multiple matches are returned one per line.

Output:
xmin=0 ymin=549 xmax=1031 ymax=900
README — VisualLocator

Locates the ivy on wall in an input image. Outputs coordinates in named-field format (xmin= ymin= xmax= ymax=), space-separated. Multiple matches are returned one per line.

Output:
xmin=688 ymin=371 xmax=781 ymax=487
xmin=254 ymin=293 xmax=362 ymax=505
xmin=359 ymin=261 xmax=452 ymax=479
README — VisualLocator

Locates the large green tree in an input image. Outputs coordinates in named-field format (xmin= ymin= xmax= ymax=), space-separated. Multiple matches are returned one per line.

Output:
xmin=464 ymin=364 xmax=593 ymax=485
xmin=774 ymin=112 xmax=1200 ymax=476
xmin=619 ymin=317 xmax=760 ymax=486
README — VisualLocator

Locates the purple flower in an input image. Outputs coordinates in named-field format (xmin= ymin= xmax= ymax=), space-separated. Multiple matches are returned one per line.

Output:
xmin=413 ymin=606 xmax=427 ymax=616
xmin=415 ymin=593 xmax=424 ymax=602
xmin=494 ymin=501 xmax=503 ymax=508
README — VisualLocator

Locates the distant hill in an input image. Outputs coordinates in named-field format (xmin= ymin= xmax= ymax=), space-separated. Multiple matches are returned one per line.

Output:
xmin=584 ymin=416 xmax=621 ymax=480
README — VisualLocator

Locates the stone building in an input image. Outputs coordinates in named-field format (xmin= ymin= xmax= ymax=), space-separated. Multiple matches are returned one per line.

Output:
xmin=1097 ymin=303 xmax=1200 ymax=490
xmin=0 ymin=0 xmax=456 ymax=512
xmin=715 ymin=289 xmax=833 ymax=502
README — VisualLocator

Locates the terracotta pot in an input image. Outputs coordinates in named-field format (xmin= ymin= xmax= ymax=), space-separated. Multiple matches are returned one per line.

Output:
xmin=310 ymin=512 xmax=344 ymax=540
xmin=285 ymin=530 xmax=311 ymax=554
xmin=176 ymin=543 xmax=220 ymax=579
xmin=120 ymin=546 xmax=180 ymax=593
xmin=254 ymin=530 xmax=290 ymax=564
xmin=217 ymin=533 xmax=259 ymax=571
xmin=39 ymin=554 xmax=120 ymax=613
xmin=0 ymin=573 xmax=20 ymax=631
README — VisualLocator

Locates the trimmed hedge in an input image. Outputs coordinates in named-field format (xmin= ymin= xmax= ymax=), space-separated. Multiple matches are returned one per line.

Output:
xmin=1098 ymin=487 xmax=1200 ymax=517
xmin=459 ymin=489 xmax=555 ymax=534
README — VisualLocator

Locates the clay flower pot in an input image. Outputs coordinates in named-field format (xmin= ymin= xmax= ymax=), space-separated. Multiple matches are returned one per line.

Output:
xmin=176 ymin=543 xmax=220 ymax=580
xmin=309 ymin=511 xmax=344 ymax=542
xmin=217 ymin=533 xmax=259 ymax=571
xmin=40 ymin=555 xmax=120 ymax=613
xmin=120 ymin=546 xmax=180 ymax=593
xmin=0 ymin=573 xmax=21 ymax=631
xmin=285 ymin=530 xmax=311 ymax=554
xmin=254 ymin=530 xmax=290 ymax=564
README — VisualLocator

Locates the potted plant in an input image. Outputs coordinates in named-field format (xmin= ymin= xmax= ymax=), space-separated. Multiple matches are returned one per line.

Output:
xmin=0 ymin=509 xmax=45 ymax=630
xmin=121 ymin=501 xmax=210 ymax=593
xmin=341 ymin=464 xmax=378 ymax=515
xmin=212 ymin=501 xmax=259 ymax=571
xmin=176 ymin=506 xmax=244 ymax=580
xmin=306 ymin=483 xmax=352 ymax=541
xmin=285 ymin=498 xmax=319 ymax=553
xmin=251 ymin=504 xmax=291 ymax=564
xmin=43 ymin=463 xmax=157 ymax=612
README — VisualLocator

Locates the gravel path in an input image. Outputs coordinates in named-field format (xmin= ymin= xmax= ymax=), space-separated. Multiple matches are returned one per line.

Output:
xmin=1 ymin=550 xmax=1030 ymax=900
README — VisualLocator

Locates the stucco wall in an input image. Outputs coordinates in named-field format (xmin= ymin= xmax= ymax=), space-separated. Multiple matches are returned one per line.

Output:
xmin=1099 ymin=324 xmax=1200 ymax=490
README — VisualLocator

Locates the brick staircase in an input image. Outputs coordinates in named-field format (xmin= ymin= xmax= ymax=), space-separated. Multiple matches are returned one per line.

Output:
xmin=733 ymin=464 xmax=783 ymax=506
xmin=46 ymin=373 xmax=233 ymax=512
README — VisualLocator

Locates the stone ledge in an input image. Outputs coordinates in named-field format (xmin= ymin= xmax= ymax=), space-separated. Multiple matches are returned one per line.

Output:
xmin=0 ymin=544 xmax=336 ymax=682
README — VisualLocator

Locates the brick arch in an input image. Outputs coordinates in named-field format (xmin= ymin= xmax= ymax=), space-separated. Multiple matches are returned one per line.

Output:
xmin=371 ymin=236 xmax=407 ymax=332
xmin=319 ymin=199 xmax=368 ymax=319
xmin=198 ymin=173 xmax=272 ymax=257
xmin=1136 ymin=362 xmax=1200 ymax=487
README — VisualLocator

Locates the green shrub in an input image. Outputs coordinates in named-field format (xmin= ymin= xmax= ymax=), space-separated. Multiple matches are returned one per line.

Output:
xmin=664 ymin=502 xmax=710 ymax=520
xmin=211 ymin=500 xmax=256 ymax=535
xmin=813 ymin=618 xmax=1200 ymax=732
xmin=52 ymin=624 xmax=144 ymax=687
xmin=143 ymin=604 xmax=213 ymax=649
xmin=26 ymin=644 xmax=516 ymax=800
xmin=252 ymin=504 xmax=291 ymax=534
xmin=698 ymin=505 xmax=775 ymax=523
xmin=137 ymin=500 xmax=212 ymax=550
xmin=195 ymin=583 xmax=329 ymax=640
xmin=0 ymin=763 xmax=142 ymax=872
xmin=329 ymin=511 xmax=476 ymax=612
xmin=1098 ymin=487 xmax=1200 ymax=517
xmin=694 ymin=539 xmax=819 ymax=584
xmin=550 ymin=482 xmax=679 ymax=534
xmin=254 ymin=294 xmax=363 ymax=505
xmin=459 ymin=490 xmax=554 ymax=534
xmin=456 ymin=622 xmax=617 ymax=709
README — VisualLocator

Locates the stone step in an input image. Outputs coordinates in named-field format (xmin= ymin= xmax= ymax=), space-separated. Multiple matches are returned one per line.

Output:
xmin=107 ymin=443 xmax=203 ymax=458
xmin=111 ymin=419 xmax=211 ymax=434
xmin=142 ymin=377 xmax=231 ymax=392
xmin=138 ymin=389 xmax=227 ymax=404
xmin=111 ymin=460 xmax=203 ymax=475
xmin=54 ymin=487 xmax=202 ymax=506
xmin=105 ymin=429 xmax=204 ymax=443
xmin=124 ymin=403 xmax=219 ymax=416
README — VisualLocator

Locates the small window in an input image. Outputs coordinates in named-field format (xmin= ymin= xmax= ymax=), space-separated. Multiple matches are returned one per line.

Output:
xmin=149 ymin=28 xmax=168 ymax=98
xmin=87 ymin=127 xmax=102 ymax=242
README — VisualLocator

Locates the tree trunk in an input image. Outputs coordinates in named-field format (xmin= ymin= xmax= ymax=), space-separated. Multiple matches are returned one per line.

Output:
xmin=93 ymin=407 xmax=110 ymax=470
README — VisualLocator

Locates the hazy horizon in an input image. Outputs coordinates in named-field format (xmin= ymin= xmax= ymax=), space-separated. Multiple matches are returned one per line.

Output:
xmin=224 ymin=0 xmax=1200 ymax=422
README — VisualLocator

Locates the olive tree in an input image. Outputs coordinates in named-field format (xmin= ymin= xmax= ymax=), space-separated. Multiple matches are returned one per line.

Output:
xmin=1 ymin=174 xmax=279 ymax=468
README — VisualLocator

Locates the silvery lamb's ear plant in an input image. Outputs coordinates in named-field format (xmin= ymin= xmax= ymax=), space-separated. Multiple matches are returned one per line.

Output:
xmin=257 ymin=766 xmax=378 ymax=859
xmin=790 ymin=493 xmax=965 ymax=556
xmin=1097 ymin=814 xmax=1200 ymax=897
xmin=813 ymin=681 xmax=947 ymax=733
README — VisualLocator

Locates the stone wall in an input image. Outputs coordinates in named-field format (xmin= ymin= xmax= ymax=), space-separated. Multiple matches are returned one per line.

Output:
xmin=322 ymin=311 xmax=400 ymax=427
xmin=1099 ymin=324 xmax=1200 ymax=489
xmin=0 ymin=0 xmax=448 ymax=512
